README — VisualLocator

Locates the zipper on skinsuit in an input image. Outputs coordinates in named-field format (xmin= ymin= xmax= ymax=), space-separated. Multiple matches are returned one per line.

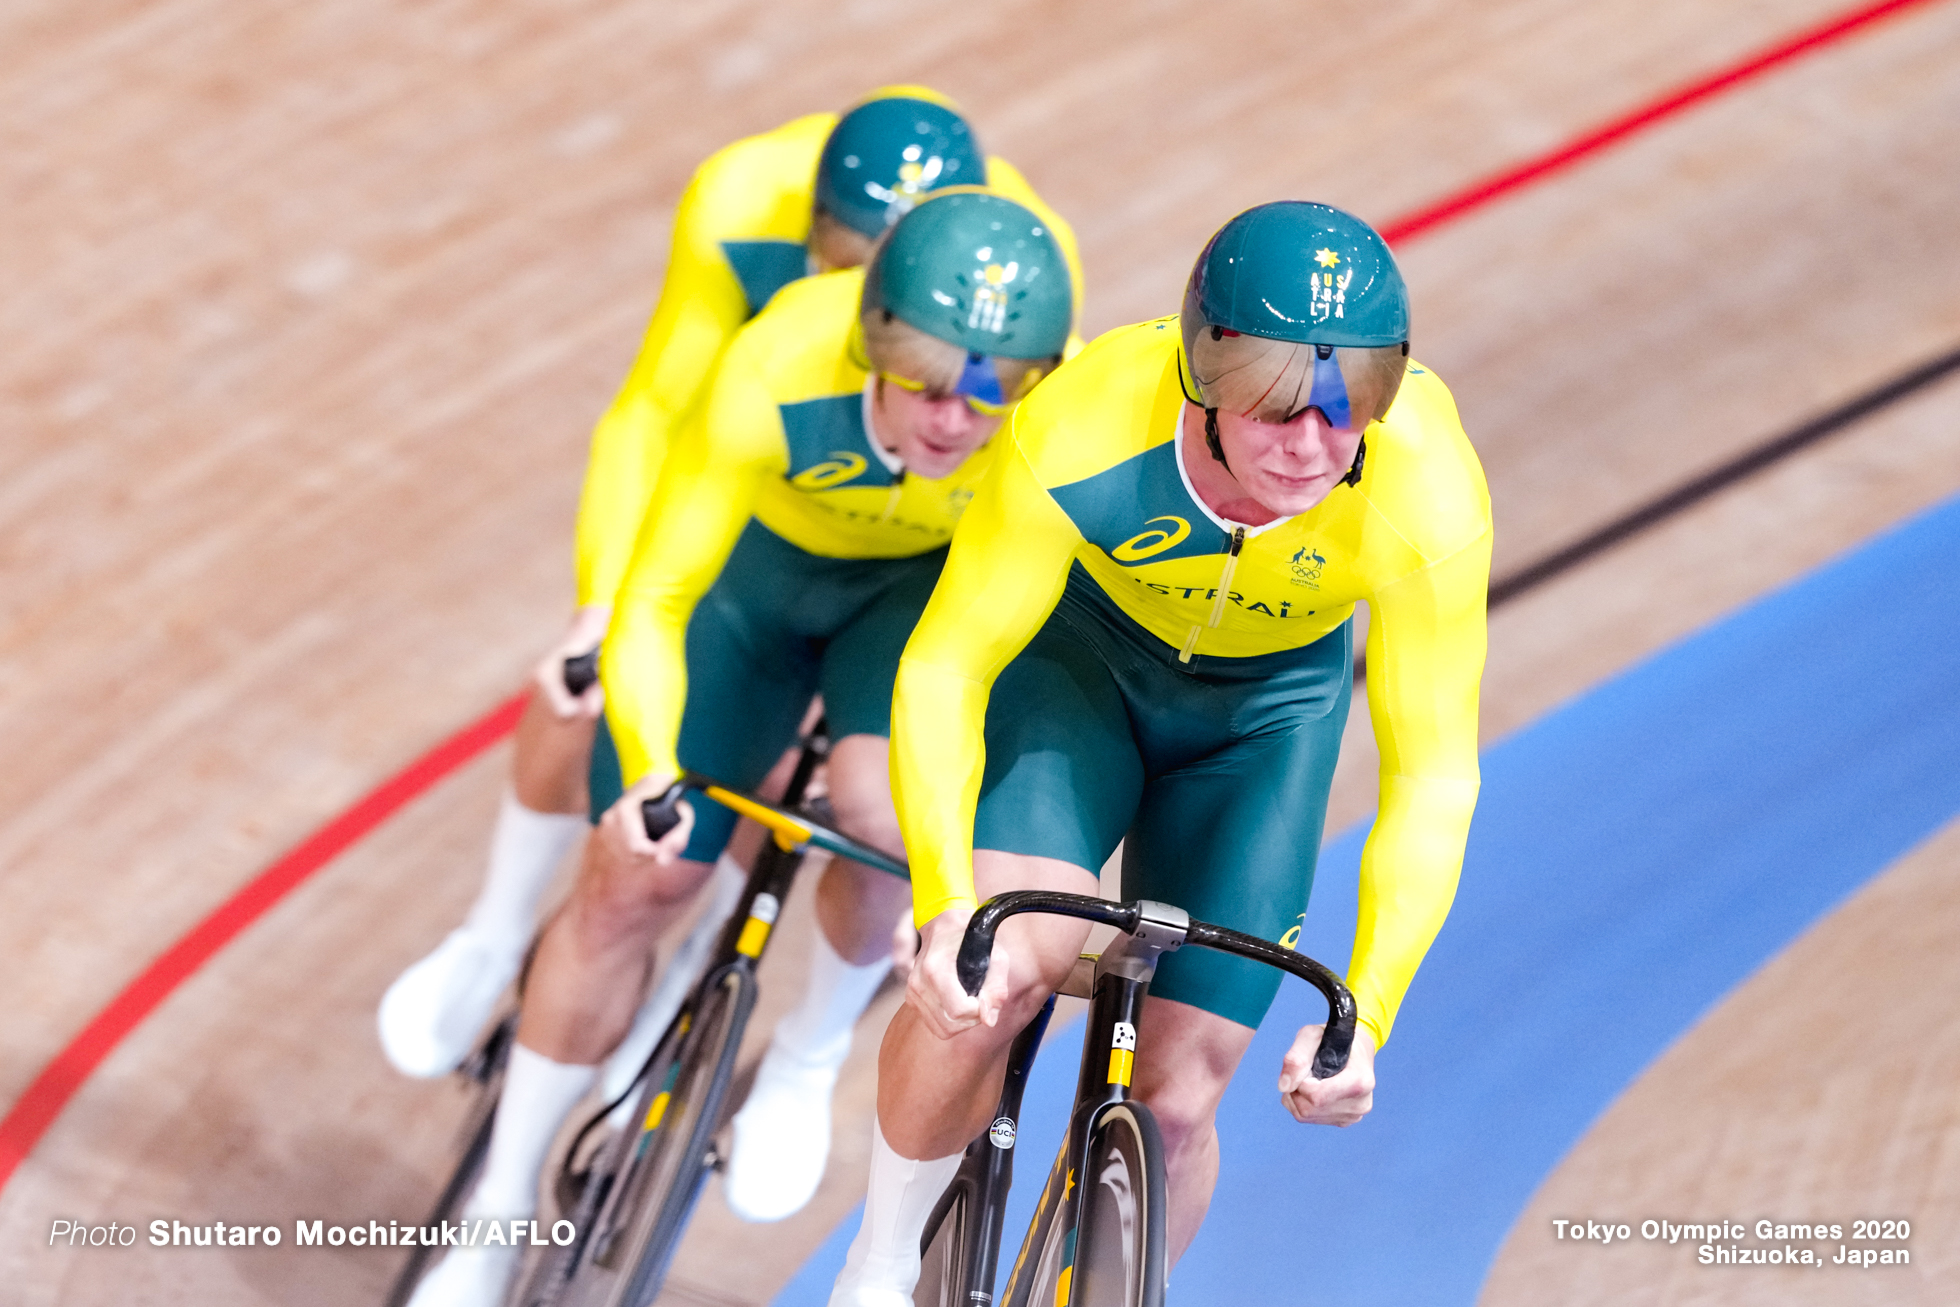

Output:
xmin=1179 ymin=526 xmax=1245 ymax=663
xmin=880 ymin=470 xmax=906 ymax=523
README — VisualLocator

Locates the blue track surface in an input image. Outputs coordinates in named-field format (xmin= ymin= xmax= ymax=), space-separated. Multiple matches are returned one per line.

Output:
xmin=775 ymin=491 xmax=1960 ymax=1305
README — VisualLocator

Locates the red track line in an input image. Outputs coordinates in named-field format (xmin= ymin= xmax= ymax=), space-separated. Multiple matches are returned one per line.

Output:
xmin=1381 ymin=0 xmax=1944 ymax=243
xmin=0 ymin=692 xmax=527 ymax=1191
xmin=0 ymin=0 xmax=1944 ymax=1197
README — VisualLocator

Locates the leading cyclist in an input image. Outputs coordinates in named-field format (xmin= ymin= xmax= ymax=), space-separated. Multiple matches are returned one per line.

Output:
xmin=829 ymin=201 xmax=1491 ymax=1303
xmin=405 ymin=189 xmax=1078 ymax=1307
xmin=378 ymin=86 xmax=1077 ymax=1082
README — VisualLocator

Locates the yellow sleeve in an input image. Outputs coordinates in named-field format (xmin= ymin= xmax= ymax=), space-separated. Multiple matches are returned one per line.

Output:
xmin=891 ymin=438 xmax=1085 ymax=923
xmin=573 ymin=171 xmax=765 ymax=607
xmin=599 ymin=338 xmax=788 ymax=784
xmin=1348 ymin=526 xmax=1492 ymax=1046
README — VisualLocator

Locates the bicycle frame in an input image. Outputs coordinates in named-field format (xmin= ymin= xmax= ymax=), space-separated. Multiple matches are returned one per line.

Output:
xmin=532 ymin=725 xmax=912 ymax=1307
xmin=918 ymin=994 xmax=1055 ymax=1306
xmin=927 ymin=893 xmax=1356 ymax=1307
xmin=996 ymin=904 xmax=1182 ymax=1307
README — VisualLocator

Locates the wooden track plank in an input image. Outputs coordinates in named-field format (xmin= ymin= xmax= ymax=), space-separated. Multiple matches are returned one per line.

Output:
xmin=1479 ymin=814 xmax=1960 ymax=1306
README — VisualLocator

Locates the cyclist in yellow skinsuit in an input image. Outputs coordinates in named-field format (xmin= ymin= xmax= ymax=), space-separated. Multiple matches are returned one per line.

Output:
xmin=828 ymin=201 xmax=1490 ymax=1303
xmin=574 ymin=93 xmax=1080 ymax=624
xmin=378 ymin=88 xmax=1080 ymax=1086
xmin=405 ymin=191 xmax=1079 ymax=1307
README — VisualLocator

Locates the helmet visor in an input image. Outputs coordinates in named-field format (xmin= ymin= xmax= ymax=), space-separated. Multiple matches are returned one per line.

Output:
xmin=864 ymin=307 xmax=1053 ymax=415
xmin=1184 ymin=326 xmax=1406 ymax=429
xmin=880 ymin=352 xmax=1049 ymax=416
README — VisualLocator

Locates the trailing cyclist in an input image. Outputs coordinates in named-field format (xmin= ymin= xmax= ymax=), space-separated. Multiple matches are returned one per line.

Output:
xmin=830 ymin=200 xmax=1491 ymax=1303
xmin=377 ymin=86 xmax=1079 ymax=1085
xmin=405 ymin=188 xmax=1079 ymax=1307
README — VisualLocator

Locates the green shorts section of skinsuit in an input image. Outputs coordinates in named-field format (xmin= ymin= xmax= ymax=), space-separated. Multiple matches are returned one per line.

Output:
xmin=973 ymin=562 xmax=1352 ymax=1028
xmin=591 ymin=517 xmax=939 ymax=867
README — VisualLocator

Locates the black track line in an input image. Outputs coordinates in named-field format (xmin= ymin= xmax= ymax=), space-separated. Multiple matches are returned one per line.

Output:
xmin=1488 ymin=343 xmax=1960 ymax=608
xmin=1352 ymin=341 xmax=1960 ymax=680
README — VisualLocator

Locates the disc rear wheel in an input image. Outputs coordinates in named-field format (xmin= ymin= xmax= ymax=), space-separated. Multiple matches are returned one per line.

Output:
xmin=1069 ymin=1103 xmax=1165 ymax=1307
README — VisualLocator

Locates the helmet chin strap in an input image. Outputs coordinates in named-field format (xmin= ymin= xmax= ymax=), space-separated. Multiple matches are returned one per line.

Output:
xmin=1342 ymin=431 xmax=1367 ymax=487
xmin=1203 ymin=406 xmax=1367 ymax=488
xmin=1203 ymin=406 xmax=1230 ymax=472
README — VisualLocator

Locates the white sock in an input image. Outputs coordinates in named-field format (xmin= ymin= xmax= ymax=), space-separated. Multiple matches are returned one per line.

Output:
xmin=468 ymin=1044 xmax=597 ymax=1218
xmin=463 ymin=791 xmax=586 ymax=945
xmin=831 ymin=1122 xmax=963 ymax=1301
xmin=773 ymin=923 xmax=891 ymax=1069
xmin=600 ymin=854 xmax=750 ymax=1107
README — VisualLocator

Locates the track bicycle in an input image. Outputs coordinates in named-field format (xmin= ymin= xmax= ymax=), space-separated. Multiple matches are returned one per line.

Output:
xmin=504 ymin=734 xmax=909 ymax=1306
xmin=385 ymin=1000 xmax=523 ymax=1305
xmin=388 ymin=653 xmax=891 ymax=1307
xmin=384 ymin=649 xmax=608 ymax=1306
xmin=914 ymin=891 xmax=1356 ymax=1307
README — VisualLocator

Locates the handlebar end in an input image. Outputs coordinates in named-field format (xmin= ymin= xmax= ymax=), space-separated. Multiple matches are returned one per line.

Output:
xmin=640 ymin=783 xmax=686 ymax=841
xmin=1309 ymin=1022 xmax=1354 ymax=1080
xmin=955 ymin=929 xmax=992 ymax=997
xmin=563 ymin=649 xmax=600 ymax=696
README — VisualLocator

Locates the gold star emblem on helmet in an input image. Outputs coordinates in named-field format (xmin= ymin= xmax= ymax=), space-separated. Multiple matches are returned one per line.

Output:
xmin=1315 ymin=248 xmax=1341 ymax=268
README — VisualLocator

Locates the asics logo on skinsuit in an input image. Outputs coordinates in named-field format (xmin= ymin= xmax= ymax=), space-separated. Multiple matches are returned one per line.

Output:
xmin=1111 ymin=515 xmax=1191 ymax=563
xmin=791 ymin=451 xmax=868 ymax=490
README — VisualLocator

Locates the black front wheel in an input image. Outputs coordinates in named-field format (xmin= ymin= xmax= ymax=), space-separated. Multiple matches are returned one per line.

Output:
xmin=914 ymin=1173 xmax=975 ymax=1307
xmin=384 ymin=1015 xmax=514 ymax=1307
xmin=597 ymin=964 xmax=753 ymax=1307
xmin=1069 ymin=1103 xmax=1166 ymax=1307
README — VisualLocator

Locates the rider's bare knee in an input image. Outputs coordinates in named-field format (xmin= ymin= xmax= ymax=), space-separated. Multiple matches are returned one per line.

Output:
xmin=1136 ymin=1071 xmax=1225 ymax=1160
xmin=824 ymin=734 xmax=905 ymax=858
xmin=1132 ymin=1002 xmax=1246 ymax=1160
xmin=568 ymin=849 xmax=708 ymax=946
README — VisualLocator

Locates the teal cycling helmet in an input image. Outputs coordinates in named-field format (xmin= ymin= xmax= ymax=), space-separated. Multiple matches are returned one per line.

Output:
xmin=816 ymin=91 xmax=983 ymax=239
xmin=1180 ymin=201 xmax=1411 ymax=480
xmin=863 ymin=189 xmax=1073 ymax=385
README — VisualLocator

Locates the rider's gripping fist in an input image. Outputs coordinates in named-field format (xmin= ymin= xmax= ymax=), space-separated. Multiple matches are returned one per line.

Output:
xmin=594 ymin=771 xmax=696 ymax=869
xmin=1278 ymin=1023 xmax=1378 ymax=1126
xmin=534 ymin=604 xmax=612 ymax=719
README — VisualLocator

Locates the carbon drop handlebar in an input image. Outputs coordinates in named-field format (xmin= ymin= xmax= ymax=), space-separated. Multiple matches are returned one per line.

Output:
xmin=956 ymin=890 xmax=1358 ymax=1079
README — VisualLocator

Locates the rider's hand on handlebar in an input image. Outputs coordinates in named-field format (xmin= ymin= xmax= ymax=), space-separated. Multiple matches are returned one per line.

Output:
xmin=1278 ymin=1022 xmax=1377 ymax=1126
xmin=908 ymin=906 xmax=1007 ymax=1038
xmin=599 ymin=772 xmax=694 ymax=866
xmin=535 ymin=605 xmax=612 ymax=719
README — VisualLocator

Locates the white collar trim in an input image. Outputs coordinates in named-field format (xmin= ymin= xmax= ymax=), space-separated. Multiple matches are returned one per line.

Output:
xmin=1170 ymin=406 xmax=1291 ymax=538
xmin=861 ymin=377 xmax=907 ymax=476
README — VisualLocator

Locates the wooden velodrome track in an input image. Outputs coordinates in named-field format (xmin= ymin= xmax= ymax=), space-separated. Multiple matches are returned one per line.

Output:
xmin=4 ymin=0 xmax=1960 ymax=1302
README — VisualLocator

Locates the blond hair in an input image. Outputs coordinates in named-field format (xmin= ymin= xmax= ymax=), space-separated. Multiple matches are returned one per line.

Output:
xmin=807 ymin=209 xmax=874 ymax=272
